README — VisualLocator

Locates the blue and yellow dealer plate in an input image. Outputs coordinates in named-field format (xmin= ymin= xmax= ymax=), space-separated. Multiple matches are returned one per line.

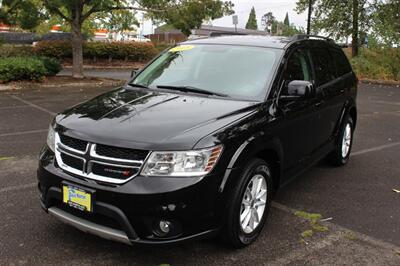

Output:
xmin=63 ymin=185 xmax=92 ymax=212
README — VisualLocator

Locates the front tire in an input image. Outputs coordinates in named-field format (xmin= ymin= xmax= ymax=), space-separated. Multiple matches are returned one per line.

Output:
xmin=328 ymin=115 xmax=354 ymax=166
xmin=221 ymin=158 xmax=274 ymax=248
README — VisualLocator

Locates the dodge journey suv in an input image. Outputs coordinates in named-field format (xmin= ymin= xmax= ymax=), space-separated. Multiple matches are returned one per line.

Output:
xmin=38 ymin=35 xmax=357 ymax=247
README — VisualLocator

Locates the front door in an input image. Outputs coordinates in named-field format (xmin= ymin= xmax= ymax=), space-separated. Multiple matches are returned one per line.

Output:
xmin=276 ymin=47 xmax=319 ymax=173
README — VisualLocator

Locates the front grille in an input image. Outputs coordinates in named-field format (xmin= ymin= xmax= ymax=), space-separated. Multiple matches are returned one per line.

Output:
xmin=91 ymin=163 xmax=140 ymax=180
xmin=61 ymin=153 xmax=84 ymax=171
xmin=54 ymin=133 xmax=146 ymax=184
xmin=59 ymin=134 xmax=87 ymax=152
xmin=96 ymin=144 xmax=148 ymax=161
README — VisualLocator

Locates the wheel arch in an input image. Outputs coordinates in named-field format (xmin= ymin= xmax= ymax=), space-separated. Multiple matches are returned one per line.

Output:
xmin=219 ymin=135 xmax=283 ymax=194
xmin=349 ymin=106 xmax=357 ymax=128
xmin=336 ymin=99 xmax=357 ymax=137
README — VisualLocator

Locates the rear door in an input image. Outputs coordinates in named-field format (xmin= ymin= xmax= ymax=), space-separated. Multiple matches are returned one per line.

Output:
xmin=309 ymin=45 xmax=341 ymax=151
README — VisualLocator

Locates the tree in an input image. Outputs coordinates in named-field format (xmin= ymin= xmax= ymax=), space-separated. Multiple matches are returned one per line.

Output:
xmin=245 ymin=6 xmax=258 ymax=30
xmin=98 ymin=9 xmax=139 ymax=34
xmin=295 ymin=0 xmax=368 ymax=57
xmin=284 ymin=12 xmax=289 ymax=26
xmin=0 ymin=0 xmax=43 ymax=30
xmin=43 ymin=0 xmax=234 ymax=78
xmin=371 ymin=0 xmax=400 ymax=46
xmin=261 ymin=11 xmax=276 ymax=33
xmin=271 ymin=21 xmax=304 ymax=36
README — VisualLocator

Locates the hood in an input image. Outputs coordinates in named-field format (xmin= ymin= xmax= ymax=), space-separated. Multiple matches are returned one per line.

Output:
xmin=56 ymin=86 xmax=259 ymax=150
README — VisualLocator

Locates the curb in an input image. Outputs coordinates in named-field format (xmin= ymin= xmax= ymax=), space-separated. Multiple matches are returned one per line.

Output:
xmin=36 ymin=80 xmax=125 ymax=88
xmin=360 ymin=79 xmax=400 ymax=86
xmin=62 ymin=65 xmax=142 ymax=70
xmin=0 ymin=79 xmax=125 ymax=91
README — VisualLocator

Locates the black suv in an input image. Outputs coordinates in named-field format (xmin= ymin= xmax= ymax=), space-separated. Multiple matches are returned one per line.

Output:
xmin=38 ymin=35 xmax=357 ymax=247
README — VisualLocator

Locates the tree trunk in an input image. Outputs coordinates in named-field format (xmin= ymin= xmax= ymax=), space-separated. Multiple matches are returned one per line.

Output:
xmin=352 ymin=0 xmax=359 ymax=57
xmin=70 ymin=2 xmax=84 ymax=79
xmin=71 ymin=20 xmax=84 ymax=78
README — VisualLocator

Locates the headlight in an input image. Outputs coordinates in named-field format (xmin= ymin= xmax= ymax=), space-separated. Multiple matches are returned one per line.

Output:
xmin=46 ymin=125 xmax=55 ymax=152
xmin=141 ymin=145 xmax=223 ymax=177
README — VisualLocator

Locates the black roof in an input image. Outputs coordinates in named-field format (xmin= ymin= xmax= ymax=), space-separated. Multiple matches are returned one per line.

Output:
xmin=184 ymin=35 xmax=337 ymax=50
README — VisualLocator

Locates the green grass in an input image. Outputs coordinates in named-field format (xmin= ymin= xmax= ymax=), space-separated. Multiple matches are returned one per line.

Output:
xmin=295 ymin=210 xmax=329 ymax=241
xmin=301 ymin=230 xmax=314 ymax=238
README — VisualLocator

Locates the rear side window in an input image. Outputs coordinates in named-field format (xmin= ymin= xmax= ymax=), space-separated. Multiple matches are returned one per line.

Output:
xmin=330 ymin=48 xmax=352 ymax=76
xmin=310 ymin=48 xmax=336 ymax=86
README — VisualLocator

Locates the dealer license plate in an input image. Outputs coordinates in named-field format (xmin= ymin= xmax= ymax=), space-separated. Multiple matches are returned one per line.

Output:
xmin=62 ymin=185 xmax=93 ymax=212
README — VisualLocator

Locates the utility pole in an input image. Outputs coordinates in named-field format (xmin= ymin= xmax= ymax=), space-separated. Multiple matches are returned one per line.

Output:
xmin=307 ymin=0 xmax=312 ymax=35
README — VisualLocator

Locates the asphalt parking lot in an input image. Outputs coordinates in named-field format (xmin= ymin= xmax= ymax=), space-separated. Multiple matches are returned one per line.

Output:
xmin=1 ymin=80 xmax=399 ymax=265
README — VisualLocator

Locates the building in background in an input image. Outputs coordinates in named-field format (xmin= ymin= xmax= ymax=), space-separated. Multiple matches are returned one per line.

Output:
xmin=147 ymin=24 xmax=268 ymax=44
xmin=50 ymin=25 xmax=62 ymax=33
xmin=0 ymin=23 xmax=11 ymax=32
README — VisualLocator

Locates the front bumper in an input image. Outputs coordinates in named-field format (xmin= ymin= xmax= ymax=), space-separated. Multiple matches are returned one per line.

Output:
xmin=38 ymin=147 xmax=223 ymax=245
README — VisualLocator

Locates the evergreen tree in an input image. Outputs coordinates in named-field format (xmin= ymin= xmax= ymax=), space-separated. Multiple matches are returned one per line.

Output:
xmin=246 ymin=6 xmax=258 ymax=30
xmin=284 ymin=12 xmax=290 ymax=26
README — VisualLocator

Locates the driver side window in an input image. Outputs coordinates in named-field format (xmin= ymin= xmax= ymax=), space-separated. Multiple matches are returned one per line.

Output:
xmin=284 ymin=49 xmax=312 ymax=82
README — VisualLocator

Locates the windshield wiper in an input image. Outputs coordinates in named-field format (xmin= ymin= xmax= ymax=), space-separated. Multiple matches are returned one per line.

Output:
xmin=156 ymin=85 xmax=229 ymax=97
xmin=128 ymin=83 xmax=151 ymax=89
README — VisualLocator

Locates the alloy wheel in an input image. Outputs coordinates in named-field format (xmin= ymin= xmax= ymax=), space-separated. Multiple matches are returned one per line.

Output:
xmin=341 ymin=123 xmax=352 ymax=158
xmin=239 ymin=174 xmax=267 ymax=234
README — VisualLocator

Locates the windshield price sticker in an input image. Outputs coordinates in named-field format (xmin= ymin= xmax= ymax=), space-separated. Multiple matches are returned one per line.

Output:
xmin=169 ymin=45 xmax=195 ymax=52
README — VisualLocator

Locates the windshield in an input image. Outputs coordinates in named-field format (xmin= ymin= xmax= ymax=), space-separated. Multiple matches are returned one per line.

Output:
xmin=131 ymin=44 xmax=282 ymax=100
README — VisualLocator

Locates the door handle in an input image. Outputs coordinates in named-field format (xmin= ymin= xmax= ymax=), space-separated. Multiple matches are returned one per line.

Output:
xmin=314 ymin=101 xmax=322 ymax=107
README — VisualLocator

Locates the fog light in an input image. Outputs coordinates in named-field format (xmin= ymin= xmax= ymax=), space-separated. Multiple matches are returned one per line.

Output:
xmin=159 ymin=220 xmax=171 ymax=234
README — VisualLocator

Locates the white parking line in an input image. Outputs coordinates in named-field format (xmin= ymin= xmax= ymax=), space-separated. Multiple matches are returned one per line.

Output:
xmin=375 ymin=100 xmax=400 ymax=106
xmin=0 ymin=105 xmax=32 ymax=110
xmin=9 ymin=95 xmax=56 ymax=116
xmin=0 ymin=183 xmax=36 ymax=193
xmin=352 ymin=141 xmax=400 ymax=156
xmin=0 ymin=129 xmax=48 ymax=137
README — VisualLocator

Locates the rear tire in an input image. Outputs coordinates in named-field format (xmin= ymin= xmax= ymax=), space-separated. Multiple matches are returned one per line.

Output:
xmin=221 ymin=158 xmax=273 ymax=248
xmin=328 ymin=115 xmax=354 ymax=166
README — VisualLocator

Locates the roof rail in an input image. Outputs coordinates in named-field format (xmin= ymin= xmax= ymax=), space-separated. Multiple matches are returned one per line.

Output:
xmin=209 ymin=31 xmax=246 ymax=37
xmin=290 ymin=34 xmax=334 ymax=43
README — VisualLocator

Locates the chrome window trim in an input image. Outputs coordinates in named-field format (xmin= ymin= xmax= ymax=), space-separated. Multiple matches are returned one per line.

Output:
xmin=54 ymin=133 xmax=147 ymax=185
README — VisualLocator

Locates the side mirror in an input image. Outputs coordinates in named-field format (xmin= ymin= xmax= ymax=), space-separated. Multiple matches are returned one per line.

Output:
xmin=286 ymin=80 xmax=313 ymax=98
xmin=130 ymin=68 xmax=139 ymax=78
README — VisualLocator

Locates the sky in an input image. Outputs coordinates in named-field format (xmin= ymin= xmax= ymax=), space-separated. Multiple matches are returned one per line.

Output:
xmin=141 ymin=0 xmax=308 ymax=34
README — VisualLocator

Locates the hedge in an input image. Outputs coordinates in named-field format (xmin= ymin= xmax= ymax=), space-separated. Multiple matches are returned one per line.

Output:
xmin=33 ymin=41 xmax=158 ymax=62
xmin=0 ymin=44 xmax=34 ymax=58
xmin=0 ymin=56 xmax=61 ymax=83
xmin=350 ymin=48 xmax=400 ymax=81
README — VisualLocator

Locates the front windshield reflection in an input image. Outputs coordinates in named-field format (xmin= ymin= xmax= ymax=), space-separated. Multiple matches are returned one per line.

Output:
xmin=132 ymin=44 xmax=281 ymax=100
